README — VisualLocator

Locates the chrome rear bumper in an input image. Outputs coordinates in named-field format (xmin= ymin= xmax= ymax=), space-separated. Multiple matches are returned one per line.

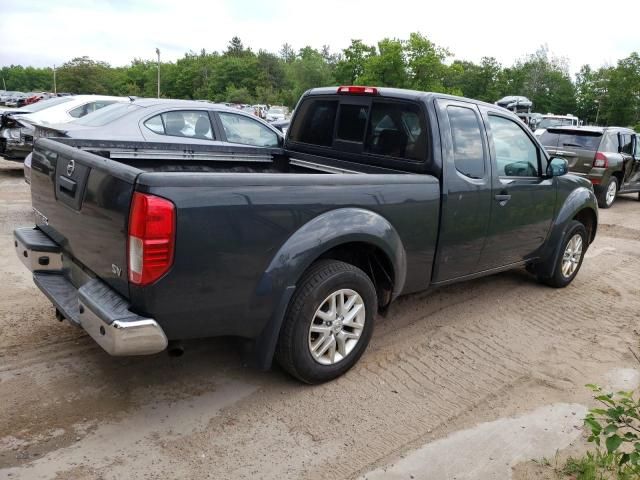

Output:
xmin=14 ymin=227 xmax=168 ymax=356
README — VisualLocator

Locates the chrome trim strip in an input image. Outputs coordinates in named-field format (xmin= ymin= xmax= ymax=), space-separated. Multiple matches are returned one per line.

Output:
xmin=289 ymin=158 xmax=362 ymax=174
xmin=82 ymin=148 xmax=273 ymax=163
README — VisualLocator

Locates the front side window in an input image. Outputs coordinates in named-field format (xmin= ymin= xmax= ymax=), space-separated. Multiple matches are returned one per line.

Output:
xmin=218 ymin=112 xmax=278 ymax=147
xmin=364 ymin=102 xmax=427 ymax=161
xmin=144 ymin=110 xmax=214 ymax=140
xmin=489 ymin=115 xmax=539 ymax=177
xmin=447 ymin=106 xmax=485 ymax=179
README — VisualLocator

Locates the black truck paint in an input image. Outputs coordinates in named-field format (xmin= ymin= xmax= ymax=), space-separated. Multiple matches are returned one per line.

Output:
xmin=16 ymin=87 xmax=599 ymax=382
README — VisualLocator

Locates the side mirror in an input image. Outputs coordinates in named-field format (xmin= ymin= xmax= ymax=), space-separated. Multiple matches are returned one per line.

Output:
xmin=547 ymin=157 xmax=568 ymax=177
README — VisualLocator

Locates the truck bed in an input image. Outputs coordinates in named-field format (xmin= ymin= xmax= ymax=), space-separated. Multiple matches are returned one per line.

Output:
xmin=29 ymin=138 xmax=440 ymax=343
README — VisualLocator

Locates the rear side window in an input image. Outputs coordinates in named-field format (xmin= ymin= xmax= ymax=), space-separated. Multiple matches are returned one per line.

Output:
xmin=447 ymin=106 xmax=484 ymax=179
xmin=144 ymin=110 xmax=214 ymax=140
xmin=68 ymin=100 xmax=117 ymax=119
xmin=364 ymin=102 xmax=427 ymax=162
xmin=539 ymin=130 xmax=602 ymax=150
xmin=621 ymin=134 xmax=633 ymax=154
xmin=288 ymin=99 xmax=338 ymax=146
xmin=601 ymin=133 xmax=620 ymax=153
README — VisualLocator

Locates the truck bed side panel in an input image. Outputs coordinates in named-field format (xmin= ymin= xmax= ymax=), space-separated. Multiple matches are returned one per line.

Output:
xmin=130 ymin=173 xmax=440 ymax=340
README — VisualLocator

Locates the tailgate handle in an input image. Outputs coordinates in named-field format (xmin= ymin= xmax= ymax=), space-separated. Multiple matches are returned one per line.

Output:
xmin=58 ymin=176 xmax=77 ymax=196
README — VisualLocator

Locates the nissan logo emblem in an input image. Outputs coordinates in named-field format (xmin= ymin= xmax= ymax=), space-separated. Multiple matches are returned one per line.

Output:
xmin=66 ymin=159 xmax=75 ymax=176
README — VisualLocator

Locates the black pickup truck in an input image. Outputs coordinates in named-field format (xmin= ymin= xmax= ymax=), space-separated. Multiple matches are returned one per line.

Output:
xmin=15 ymin=86 xmax=598 ymax=383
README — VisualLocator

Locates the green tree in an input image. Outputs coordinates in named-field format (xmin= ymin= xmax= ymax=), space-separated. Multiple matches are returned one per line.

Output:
xmin=404 ymin=32 xmax=450 ymax=92
xmin=359 ymin=38 xmax=408 ymax=88
xmin=56 ymin=56 xmax=113 ymax=94
xmin=334 ymin=39 xmax=376 ymax=85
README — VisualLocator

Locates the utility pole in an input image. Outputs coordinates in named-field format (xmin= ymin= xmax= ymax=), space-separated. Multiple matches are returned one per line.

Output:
xmin=156 ymin=48 xmax=161 ymax=98
xmin=2 ymin=78 xmax=6 ymax=90
xmin=53 ymin=65 xmax=57 ymax=94
xmin=594 ymin=99 xmax=600 ymax=126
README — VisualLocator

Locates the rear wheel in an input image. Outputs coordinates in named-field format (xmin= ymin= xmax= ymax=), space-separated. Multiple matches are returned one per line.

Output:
xmin=597 ymin=176 xmax=618 ymax=209
xmin=275 ymin=260 xmax=377 ymax=384
xmin=540 ymin=220 xmax=587 ymax=288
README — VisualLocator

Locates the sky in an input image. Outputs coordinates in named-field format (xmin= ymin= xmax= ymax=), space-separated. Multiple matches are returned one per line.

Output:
xmin=1 ymin=0 xmax=639 ymax=75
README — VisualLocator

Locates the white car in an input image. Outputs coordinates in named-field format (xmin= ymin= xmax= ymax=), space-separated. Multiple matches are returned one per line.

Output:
xmin=266 ymin=107 xmax=286 ymax=122
xmin=10 ymin=95 xmax=127 ymax=126
xmin=1 ymin=95 xmax=128 ymax=160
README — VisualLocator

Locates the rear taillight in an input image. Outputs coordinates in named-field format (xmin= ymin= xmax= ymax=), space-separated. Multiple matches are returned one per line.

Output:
xmin=593 ymin=152 xmax=608 ymax=168
xmin=337 ymin=86 xmax=378 ymax=95
xmin=128 ymin=192 xmax=175 ymax=286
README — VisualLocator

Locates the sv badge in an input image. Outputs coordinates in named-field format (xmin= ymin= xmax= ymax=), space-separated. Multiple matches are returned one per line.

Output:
xmin=111 ymin=264 xmax=122 ymax=277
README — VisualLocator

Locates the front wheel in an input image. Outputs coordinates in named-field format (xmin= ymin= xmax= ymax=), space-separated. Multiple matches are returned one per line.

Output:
xmin=540 ymin=220 xmax=588 ymax=288
xmin=275 ymin=260 xmax=377 ymax=384
xmin=597 ymin=176 xmax=618 ymax=209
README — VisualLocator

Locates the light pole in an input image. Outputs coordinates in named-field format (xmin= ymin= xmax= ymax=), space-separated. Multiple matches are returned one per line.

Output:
xmin=594 ymin=99 xmax=600 ymax=126
xmin=156 ymin=48 xmax=160 ymax=98
xmin=53 ymin=65 xmax=57 ymax=94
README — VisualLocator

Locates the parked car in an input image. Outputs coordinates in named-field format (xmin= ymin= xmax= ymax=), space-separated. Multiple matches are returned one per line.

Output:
xmin=33 ymin=98 xmax=283 ymax=148
xmin=15 ymin=86 xmax=597 ymax=384
xmin=0 ymin=91 xmax=20 ymax=105
xmin=266 ymin=106 xmax=286 ymax=122
xmin=0 ymin=95 xmax=127 ymax=160
xmin=534 ymin=114 xmax=581 ymax=136
xmin=21 ymin=99 xmax=284 ymax=180
xmin=271 ymin=118 xmax=290 ymax=135
xmin=5 ymin=92 xmax=28 ymax=108
xmin=539 ymin=126 xmax=640 ymax=208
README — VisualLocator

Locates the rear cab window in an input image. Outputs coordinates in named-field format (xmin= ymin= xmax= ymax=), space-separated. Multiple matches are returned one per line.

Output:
xmin=287 ymin=93 xmax=429 ymax=170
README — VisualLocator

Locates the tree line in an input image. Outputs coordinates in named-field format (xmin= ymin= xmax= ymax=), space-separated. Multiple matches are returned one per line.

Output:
xmin=2 ymin=34 xmax=639 ymax=129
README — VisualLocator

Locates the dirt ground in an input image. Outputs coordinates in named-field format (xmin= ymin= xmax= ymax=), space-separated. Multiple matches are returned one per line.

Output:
xmin=0 ymin=157 xmax=639 ymax=480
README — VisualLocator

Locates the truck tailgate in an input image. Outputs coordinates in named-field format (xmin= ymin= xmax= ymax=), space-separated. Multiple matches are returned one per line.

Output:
xmin=30 ymin=138 xmax=141 ymax=296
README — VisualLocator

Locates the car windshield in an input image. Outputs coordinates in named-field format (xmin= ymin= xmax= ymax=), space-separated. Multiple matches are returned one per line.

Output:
xmin=269 ymin=108 xmax=284 ymax=115
xmin=72 ymin=103 xmax=141 ymax=126
xmin=538 ymin=118 xmax=574 ymax=129
xmin=539 ymin=130 xmax=602 ymax=150
xmin=16 ymin=96 xmax=74 ymax=113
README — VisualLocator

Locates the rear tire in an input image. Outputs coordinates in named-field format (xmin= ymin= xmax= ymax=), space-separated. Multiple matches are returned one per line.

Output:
xmin=275 ymin=260 xmax=377 ymax=384
xmin=540 ymin=220 xmax=587 ymax=288
xmin=597 ymin=176 xmax=618 ymax=209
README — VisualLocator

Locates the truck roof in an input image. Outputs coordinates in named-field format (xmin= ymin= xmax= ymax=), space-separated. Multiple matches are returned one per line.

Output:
xmin=305 ymin=86 xmax=502 ymax=111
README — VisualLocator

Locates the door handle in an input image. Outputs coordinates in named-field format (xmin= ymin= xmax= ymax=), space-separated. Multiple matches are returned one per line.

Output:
xmin=58 ymin=176 xmax=77 ymax=196
xmin=494 ymin=193 xmax=511 ymax=206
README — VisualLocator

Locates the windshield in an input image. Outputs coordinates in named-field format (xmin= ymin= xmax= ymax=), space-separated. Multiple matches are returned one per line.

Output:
xmin=269 ymin=108 xmax=284 ymax=115
xmin=17 ymin=96 xmax=74 ymax=113
xmin=72 ymin=102 xmax=141 ymax=126
xmin=538 ymin=118 xmax=574 ymax=130
xmin=539 ymin=130 xmax=602 ymax=150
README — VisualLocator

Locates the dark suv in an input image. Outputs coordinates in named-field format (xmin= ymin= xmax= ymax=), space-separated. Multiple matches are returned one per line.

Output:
xmin=539 ymin=127 xmax=640 ymax=208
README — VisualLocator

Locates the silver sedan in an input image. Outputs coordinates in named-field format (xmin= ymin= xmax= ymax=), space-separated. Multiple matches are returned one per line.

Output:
xmin=37 ymin=98 xmax=283 ymax=148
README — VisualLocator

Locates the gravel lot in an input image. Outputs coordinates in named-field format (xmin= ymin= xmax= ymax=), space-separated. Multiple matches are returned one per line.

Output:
xmin=0 ymin=156 xmax=639 ymax=479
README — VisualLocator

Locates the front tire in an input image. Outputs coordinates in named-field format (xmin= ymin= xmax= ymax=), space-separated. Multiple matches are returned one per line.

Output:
xmin=597 ymin=176 xmax=618 ymax=209
xmin=275 ymin=260 xmax=377 ymax=384
xmin=540 ymin=220 xmax=588 ymax=288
